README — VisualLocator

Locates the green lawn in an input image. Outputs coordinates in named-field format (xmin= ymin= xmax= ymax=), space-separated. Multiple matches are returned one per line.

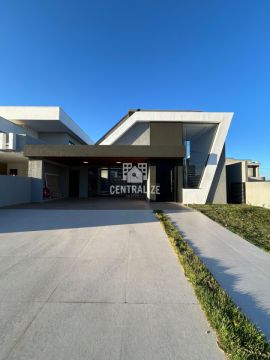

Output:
xmin=155 ymin=210 xmax=270 ymax=360
xmin=190 ymin=204 xmax=270 ymax=253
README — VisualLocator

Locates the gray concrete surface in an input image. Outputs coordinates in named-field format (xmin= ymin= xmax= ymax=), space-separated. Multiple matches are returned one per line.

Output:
xmin=4 ymin=197 xmax=183 ymax=210
xmin=167 ymin=208 xmax=270 ymax=341
xmin=0 ymin=209 xmax=224 ymax=360
xmin=0 ymin=175 xmax=31 ymax=207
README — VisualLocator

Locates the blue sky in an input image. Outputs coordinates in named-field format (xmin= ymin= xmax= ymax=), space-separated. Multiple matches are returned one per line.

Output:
xmin=0 ymin=0 xmax=269 ymax=178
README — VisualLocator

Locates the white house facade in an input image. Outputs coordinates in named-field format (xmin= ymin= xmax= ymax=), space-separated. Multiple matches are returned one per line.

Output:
xmin=0 ymin=107 xmax=233 ymax=207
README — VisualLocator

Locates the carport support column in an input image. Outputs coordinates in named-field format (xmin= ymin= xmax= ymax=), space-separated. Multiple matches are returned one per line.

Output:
xmin=147 ymin=162 xmax=156 ymax=201
xmin=28 ymin=159 xmax=44 ymax=202
xmin=175 ymin=162 xmax=183 ymax=203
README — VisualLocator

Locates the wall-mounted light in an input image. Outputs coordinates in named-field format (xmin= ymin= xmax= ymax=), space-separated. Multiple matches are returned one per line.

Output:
xmin=116 ymin=161 xmax=121 ymax=164
xmin=83 ymin=161 xmax=89 ymax=164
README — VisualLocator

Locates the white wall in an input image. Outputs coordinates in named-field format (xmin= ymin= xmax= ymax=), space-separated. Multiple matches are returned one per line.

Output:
xmin=39 ymin=133 xmax=81 ymax=145
xmin=114 ymin=123 xmax=150 ymax=145
xmin=245 ymin=182 xmax=270 ymax=208
xmin=0 ymin=116 xmax=39 ymax=139
xmin=0 ymin=175 xmax=31 ymax=207
xmin=188 ymin=125 xmax=217 ymax=176
xmin=28 ymin=160 xmax=43 ymax=202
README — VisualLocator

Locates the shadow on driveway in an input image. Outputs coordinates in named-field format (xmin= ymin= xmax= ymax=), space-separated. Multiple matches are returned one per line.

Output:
xmin=0 ymin=199 xmax=191 ymax=234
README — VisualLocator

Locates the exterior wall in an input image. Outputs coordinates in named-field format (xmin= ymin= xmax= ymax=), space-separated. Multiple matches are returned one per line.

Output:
xmin=28 ymin=160 xmax=43 ymax=202
xmin=0 ymin=117 xmax=45 ymax=152
xmin=207 ymin=146 xmax=227 ymax=204
xmin=226 ymin=160 xmax=247 ymax=203
xmin=226 ymin=161 xmax=245 ymax=183
xmin=39 ymin=133 xmax=81 ymax=145
xmin=114 ymin=123 xmax=150 ymax=145
xmin=247 ymin=165 xmax=260 ymax=178
xmin=7 ymin=162 xmax=28 ymax=176
xmin=0 ymin=175 xmax=31 ymax=207
xmin=0 ymin=163 xmax=7 ymax=175
xmin=150 ymin=122 xmax=183 ymax=145
xmin=225 ymin=158 xmax=262 ymax=183
xmin=175 ymin=164 xmax=183 ymax=202
xmin=226 ymin=158 xmax=266 ymax=203
xmin=187 ymin=125 xmax=217 ymax=178
xmin=16 ymin=134 xmax=45 ymax=151
xmin=226 ymin=163 xmax=241 ymax=203
xmin=248 ymin=167 xmax=254 ymax=177
xmin=245 ymin=182 xmax=270 ymax=208
xmin=0 ymin=116 xmax=38 ymax=139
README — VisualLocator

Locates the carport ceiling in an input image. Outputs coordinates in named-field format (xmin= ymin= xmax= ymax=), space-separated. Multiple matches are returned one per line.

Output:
xmin=44 ymin=157 xmax=152 ymax=166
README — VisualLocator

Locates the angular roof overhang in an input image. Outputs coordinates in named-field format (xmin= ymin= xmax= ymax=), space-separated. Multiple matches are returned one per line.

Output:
xmin=97 ymin=110 xmax=233 ymax=145
xmin=96 ymin=110 xmax=234 ymax=204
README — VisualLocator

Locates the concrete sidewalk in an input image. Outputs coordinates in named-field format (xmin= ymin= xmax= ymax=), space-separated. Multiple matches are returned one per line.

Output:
xmin=0 ymin=209 xmax=224 ymax=360
xmin=167 ymin=208 xmax=270 ymax=341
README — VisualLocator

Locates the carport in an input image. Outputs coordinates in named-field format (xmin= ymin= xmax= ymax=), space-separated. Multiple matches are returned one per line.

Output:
xmin=24 ymin=144 xmax=185 ymax=203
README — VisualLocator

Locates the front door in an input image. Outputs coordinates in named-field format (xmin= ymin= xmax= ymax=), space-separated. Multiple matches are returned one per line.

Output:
xmin=156 ymin=162 xmax=176 ymax=202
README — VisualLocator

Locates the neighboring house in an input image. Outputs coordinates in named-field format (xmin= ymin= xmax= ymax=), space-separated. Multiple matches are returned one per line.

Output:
xmin=0 ymin=107 xmax=233 ymax=206
xmin=0 ymin=107 xmax=92 ymax=206
xmin=226 ymin=158 xmax=270 ymax=208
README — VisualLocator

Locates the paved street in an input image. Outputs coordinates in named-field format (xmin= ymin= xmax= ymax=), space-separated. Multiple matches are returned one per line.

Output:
xmin=0 ymin=209 xmax=224 ymax=360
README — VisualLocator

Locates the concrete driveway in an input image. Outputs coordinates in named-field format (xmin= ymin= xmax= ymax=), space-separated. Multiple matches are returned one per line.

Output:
xmin=0 ymin=209 xmax=224 ymax=360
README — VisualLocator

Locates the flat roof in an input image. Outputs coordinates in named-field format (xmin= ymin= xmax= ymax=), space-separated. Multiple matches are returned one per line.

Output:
xmin=0 ymin=106 xmax=93 ymax=145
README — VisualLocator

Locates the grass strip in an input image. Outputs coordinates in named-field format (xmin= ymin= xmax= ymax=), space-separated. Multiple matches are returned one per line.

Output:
xmin=155 ymin=210 xmax=270 ymax=360
xmin=190 ymin=204 xmax=270 ymax=253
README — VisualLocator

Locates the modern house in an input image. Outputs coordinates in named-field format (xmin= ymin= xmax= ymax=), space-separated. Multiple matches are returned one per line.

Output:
xmin=0 ymin=107 xmax=233 ymax=207
xmin=226 ymin=157 xmax=270 ymax=208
